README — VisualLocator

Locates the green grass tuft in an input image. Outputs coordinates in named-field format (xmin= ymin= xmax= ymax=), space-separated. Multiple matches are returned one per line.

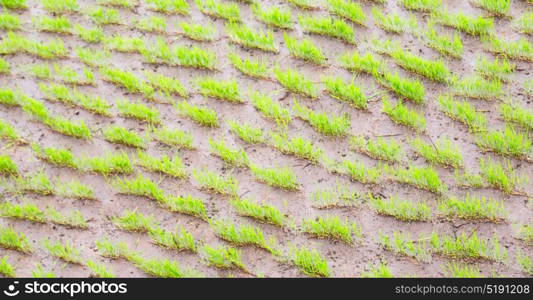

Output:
xmin=293 ymin=100 xmax=350 ymax=136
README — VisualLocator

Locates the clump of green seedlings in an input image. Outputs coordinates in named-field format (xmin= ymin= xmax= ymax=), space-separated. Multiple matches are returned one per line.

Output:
xmin=284 ymin=34 xmax=326 ymax=65
xmin=74 ymin=25 xmax=104 ymax=43
xmin=453 ymin=75 xmax=503 ymax=100
xmin=89 ymin=7 xmax=121 ymax=25
xmin=146 ymin=0 xmax=189 ymax=14
xmin=0 ymin=256 xmax=15 ymax=277
xmin=44 ymin=239 xmax=83 ymax=264
xmin=227 ymin=120 xmax=265 ymax=144
xmin=100 ymin=67 xmax=154 ymax=99
xmin=269 ymin=132 xmax=323 ymax=163
xmin=228 ymin=53 xmax=268 ymax=79
xmin=104 ymin=35 xmax=145 ymax=53
xmin=0 ymin=33 xmax=67 ymax=59
xmin=322 ymin=76 xmax=368 ymax=109
xmin=249 ymin=164 xmax=299 ymax=191
xmin=516 ymin=250 xmax=533 ymax=276
xmin=135 ymin=16 xmax=167 ymax=33
xmin=457 ymin=158 xmax=528 ymax=194
xmin=179 ymin=22 xmax=216 ymax=41
xmin=195 ymin=0 xmax=240 ymax=22
xmin=231 ymin=198 xmax=285 ymax=227
xmin=293 ymin=100 xmax=350 ymax=136
xmin=14 ymin=171 xmax=55 ymax=195
xmin=252 ymin=3 xmax=293 ymax=29
xmin=476 ymin=127 xmax=531 ymax=159
xmin=140 ymin=39 xmax=218 ymax=70
xmin=517 ymin=224 xmax=533 ymax=245
xmin=209 ymin=139 xmax=249 ymax=167
xmin=29 ymin=63 xmax=95 ymax=85
xmin=379 ymin=72 xmax=426 ymax=104
xmin=325 ymin=0 xmax=366 ymax=26
xmin=0 ymin=226 xmax=32 ymax=253
xmin=0 ymin=57 xmax=9 ymax=74
xmin=372 ymin=8 xmax=418 ymax=34
xmin=99 ymin=0 xmax=139 ymax=9
xmin=136 ymin=151 xmax=187 ymax=179
xmin=163 ymin=194 xmax=208 ymax=220
xmin=0 ymin=155 xmax=18 ymax=176
xmin=273 ymin=67 xmax=318 ymax=98
xmin=75 ymin=47 xmax=109 ymax=67
xmin=411 ymin=137 xmax=464 ymax=168
xmin=310 ymin=183 xmax=365 ymax=209
xmin=379 ymin=231 xmax=430 ymax=261
xmin=250 ymin=91 xmax=291 ymax=126
xmin=112 ymin=210 xmax=157 ymax=233
xmin=0 ymin=202 xmax=46 ymax=223
xmin=400 ymin=0 xmax=441 ymax=12
xmin=472 ymin=0 xmax=510 ymax=17
xmin=301 ymin=216 xmax=361 ymax=244
xmin=211 ymin=220 xmax=277 ymax=254
xmin=483 ymin=37 xmax=532 ymax=62
xmin=0 ymin=0 xmax=27 ymax=9
xmin=145 ymin=71 xmax=189 ymax=99
xmin=382 ymin=98 xmax=426 ymax=132
xmin=32 ymin=264 xmax=56 ymax=278
xmin=196 ymin=77 xmax=242 ymax=103
xmin=175 ymin=101 xmax=219 ymax=127
xmin=87 ymin=260 xmax=115 ymax=278
xmin=343 ymin=160 xmax=382 ymax=184
xmin=112 ymin=173 xmax=165 ymax=201
xmin=514 ymin=11 xmax=533 ymax=35
xmin=370 ymin=195 xmax=431 ymax=221
xmin=438 ymin=195 xmax=506 ymax=222
xmin=299 ymin=15 xmax=355 ymax=43
xmin=339 ymin=51 xmax=386 ymax=76
xmin=103 ymin=126 xmax=145 ymax=148
xmin=430 ymin=231 xmax=506 ymax=261
xmin=444 ymin=262 xmax=483 ymax=278
xmin=385 ymin=164 xmax=447 ymax=194
xmin=286 ymin=0 xmax=319 ymax=9
xmin=361 ymin=261 xmax=394 ymax=278
xmin=192 ymin=169 xmax=238 ymax=195
xmin=201 ymin=245 xmax=246 ymax=271
xmin=79 ymin=151 xmax=133 ymax=175
xmin=0 ymin=88 xmax=19 ymax=106
xmin=500 ymin=103 xmax=532 ymax=130
xmin=475 ymin=56 xmax=515 ymax=82
xmin=0 ymin=119 xmax=21 ymax=143
xmin=0 ymin=12 xmax=20 ymax=30
xmin=350 ymin=136 xmax=403 ymax=163
xmin=117 ymin=99 xmax=161 ymax=124
xmin=148 ymin=226 xmax=197 ymax=252
xmin=33 ymin=16 xmax=72 ymax=34
xmin=56 ymin=180 xmax=95 ymax=200
xmin=96 ymin=239 xmax=135 ymax=260
xmin=42 ymin=0 xmax=78 ymax=13
xmin=39 ymin=83 xmax=111 ymax=116
xmin=290 ymin=246 xmax=330 ymax=277
xmin=432 ymin=10 xmax=493 ymax=36
xmin=131 ymin=255 xmax=202 ymax=278
xmin=438 ymin=94 xmax=487 ymax=132
xmin=151 ymin=126 xmax=194 ymax=149
xmin=423 ymin=22 xmax=464 ymax=58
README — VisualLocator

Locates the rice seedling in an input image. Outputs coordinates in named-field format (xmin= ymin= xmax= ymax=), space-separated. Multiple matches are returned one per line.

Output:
xmin=284 ymin=34 xmax=326 ymax=65
xmin=480 ymin=158 xmax=528 ymax=194
xmin=361 ymin=261 xmax=394 ymax=278
xmin=0 ymin=88 xmax=18 ymax=106
xmin=0 ymin=119 xmax=20 ymax=142
xmin=438 ymin=94 xmax=487 ymax=132
xmin=228 ymin=53 xmax=268 ymax=79
xmin=145 ymin=71 xmax=189 ymax=99
xmin=0 ymin=155 xmax=18 ymax=176
xmin=146 ymin=0 xmax=189 ymax=14
xmin=0 ymin=12 xmax=20 ymax=30
xmin=42 ymin=0 xmax=78 ymax=13
xmin=87 ymin=260 xmax=115 ymax=278
xmin=299 ymin=15 xmax=355 ymax=43
xmin=45 ymin=207 xmax=88 ymax=229
xmin=179 ymin=22 xmax=216 ymax=41
xmin=432 ymin=11 xmax=493 ymax=36
xmin=500 ymin=102 xmax=533 ymax=130
xmin=196 ymin=77 xmax=242 ymax=103
xmin=0 ymin=202 xmax=46 ymax=223
xmin=104 ymin=35 xmax=145 ymax=53
xmin=112 ymin=173 xmax=165 ymax=201
xmin=430 ymin=231 xmax=506 ymax=261
xmin=325 ymin=0 xmax=366 ymax=26
xmin=250 ymin=92 xmax=291 ymax=126
xmin=290 ymin=246 xmax=330 ymax=277
xmin=117 ymin=99 xmax=161 ymax=124
xmin=472 ymin=0 xmax=510 ymax=17
xmin=44 ymin=239 xmax=83 ymax=264
xmin=33 ymin=16 xmax=73 ymax=34
xmin=293 ymin=100 xmax=350 ymax=136
xmin=130 ymin=256 xmax=201 ymax=278
xmin=32 ymin=265 xmax=56 ymax=278
xmin=322 ymin=76 xmax=368 ymax=109
xmin=14 ymin=171 xmax=55 ymax=195
xmin=143 ymin=40 xmax=217 ymax=69
xmin=285 ymin=0 xmax=318 ymax=9
xmin=0 ymin=0 xmax=27 ymax=9
xmin=383 ymin=46 xmax=452 ymax=83
xmin=96 ymin=239 xmax=134 ymax=259
xmin=379 ymin=72 xmax=426 ymax=104
xmin=209 ymin=139 xmax=249 ymax=167
xmin=423 ymin=22 xmax=463 ymax=58
xmin=134 ymin=16 xmax=167 ymax=33
xmin=516 ymin=250 xmax=533 ymax=276
xmin=372 ymin=8 xmax=418 ymax=34
xmin=39 ymin=83 xmax=111 ymax=116
xmin=195 ymin=0 xmax=240 ymax=22
xmin=252 ymin=3 xmax=293 ymax=29
xmin=0 ymin=226 xmax=32 ymax=253
xmin=226 ymin=23 xmax=277 ymax=53
xmin=339 ymin=51 xmax=386 ymax=76
xmin=28 ymin=63 xmax=95 ymax=85
xmin=175 ymin=101 xmax=219 ymax=127
xmin=227 ymin=120 xmax=265 ymax=144
xmin=350 ymin=136 xmax=402 ymax=163
xmin=411 ymin=137 xmax=464 ymax=168
xmin=148 ymin=226 xmax=197 ymax=252
xmin=400 ymin=0 xmax=441 ymax=12
xmin=136 ymin=151 xmax=187 ymax=179
xmin=99 ymin=0 xmax=138 ymax=8
xmin=438 ymin=195 xmax=506 ymax=222
xmin=74 ymin=25 xmax=104 ymax=43
xmin=0 ymin=33 xmax=67 ymax=59
xmin=56 ymin=180 xmax=96 ymax=200
xmin=513 ymin=11 xmax=533 ymax=35
xmin=103 ymin=126 xmax=145 ymax=148
xmin=385 ymin=164 xmax=447 ymax=194
xmin=201 ymin=245 xmax=246 ymax=271
xmin=517 ymin=224 xmax=533 ymax=245
xmin=370 ymin=195 xmax=431 ymax=221
xmin=273 ymin=67 xmax=317 ymax=98
xmin=112 ymin=210 xmax=157 ymax=233
xmin=269 ymin=132 xmax=323 ymax=163
xmin=0 ymin=256 xmax=15 ymax=277
xmin=75 ymin=47 xmax=109 ymax=67
xmin=310 ymin=183 xmax=365 ymax=209
xmin=161 ymin=194 xmax=208 ymax=219
xmin=151 ymin=126 xmax=194 ymax=149
xmin=79 ymin=151 xmax=133 ymax=175
xmin=211 ymin=220 xmax=277 ymax=253
xmin=382 ymin=98 xmax=426 ymax=132
xmin=343 ymin=160 xmax=382 ymax=184
xmin=100 ymin=67 xmax=155 ymax=99
xmin=453 ymin=75 xmax=503 ymax=100
xmin=89 ymin=7 xmax=121 ymax=25
xmin=249 ymin=164 xmax=299 ymax=191
xmin=192 ymin=168 xmax=238 ymax=195
xmin=32 ymin=144 xmax=76 ymax=169
xmin=444 ymin=263 xmax=483 ymax=278
xmin=378 ymin=231 xmax=430 ymax=261
xmin=0 ymin=57 xmax=9 ymax=74
xmin=476 ymin=127 xmax=531 ymax=159
xmin=302 ymin=216 xmax=361 ymax=244
xmin=475 ymin=56 xmax=515 ymax=82
xmin=231 ymin=198 xmax=285 ymax=227
xmin=483 ymin=37 xmax=532 ymax=61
